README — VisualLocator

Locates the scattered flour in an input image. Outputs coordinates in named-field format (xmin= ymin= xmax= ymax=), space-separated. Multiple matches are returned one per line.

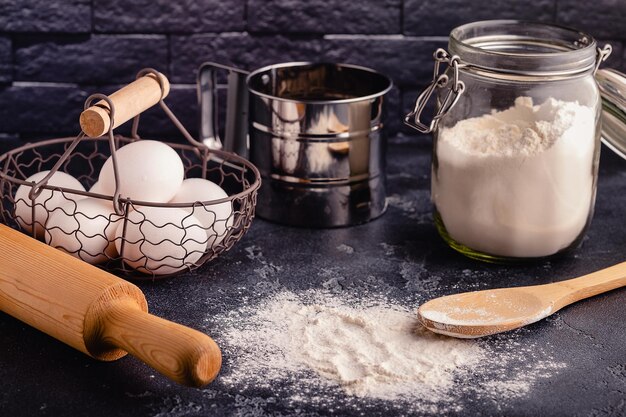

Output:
xmin=433 ymin=96 xmax=597 ymax=258
xmin=336 ymin=244 xmax=354 ymax=254
xmin=213 ymin=289 xmax=565 ymax=414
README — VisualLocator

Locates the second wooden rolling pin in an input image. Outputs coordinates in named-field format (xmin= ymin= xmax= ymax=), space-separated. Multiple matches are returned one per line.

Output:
xmin=0 ymin=224 xmax=221 ymax=387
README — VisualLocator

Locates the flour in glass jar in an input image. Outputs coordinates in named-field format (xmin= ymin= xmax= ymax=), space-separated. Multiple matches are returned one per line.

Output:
xmin=433 ymin=96 xmax=597 ymax=258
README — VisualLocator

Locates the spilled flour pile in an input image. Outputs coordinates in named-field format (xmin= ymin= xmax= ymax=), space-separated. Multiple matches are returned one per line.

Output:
xmin=288 ymin=304 xmax=480 ymax=400
xmin=212 ymin=290 xmax=566 ymax=414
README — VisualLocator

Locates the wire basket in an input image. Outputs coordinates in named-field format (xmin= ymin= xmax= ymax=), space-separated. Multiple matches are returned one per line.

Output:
xmin=0 ymin=69 xmax=260 ymax=280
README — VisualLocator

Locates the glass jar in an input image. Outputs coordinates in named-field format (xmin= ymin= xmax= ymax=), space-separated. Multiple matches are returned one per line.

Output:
xmin=405 ymin=20 xmax=612 ymax=262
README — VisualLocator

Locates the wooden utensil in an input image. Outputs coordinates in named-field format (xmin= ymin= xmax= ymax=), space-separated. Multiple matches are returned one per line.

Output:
xmin=418 ymin=262 xmax=626 ymax=338
xmin=80 ymin=70 xmax=170 ymax=137
xmin=0 ymin=224 xmax=221 ymax=387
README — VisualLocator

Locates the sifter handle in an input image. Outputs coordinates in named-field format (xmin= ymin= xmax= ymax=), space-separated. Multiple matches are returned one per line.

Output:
xmin=98 ymin=299 xmax=222 ymax=387
xmin=197 ymin=62 xmax=249 ymax=156
xmin=80 ymin=71 xmax=170 ymax=137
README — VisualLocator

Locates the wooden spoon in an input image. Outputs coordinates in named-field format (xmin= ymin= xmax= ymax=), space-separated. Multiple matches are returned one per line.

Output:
xmin=418 ymin=262 xmax=626 ymax=338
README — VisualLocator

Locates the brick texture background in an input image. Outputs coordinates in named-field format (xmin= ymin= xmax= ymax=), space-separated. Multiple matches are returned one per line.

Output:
xmin=0 ymin=0 xmax=624 ymax=141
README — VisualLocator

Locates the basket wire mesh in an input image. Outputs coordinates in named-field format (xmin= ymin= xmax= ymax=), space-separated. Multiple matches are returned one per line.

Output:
xmin=0 ymin=68 xmax=260 ymax=280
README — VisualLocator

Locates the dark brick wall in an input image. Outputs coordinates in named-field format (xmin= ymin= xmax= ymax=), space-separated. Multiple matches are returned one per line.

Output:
xmin=0 ymin=0 xmax=624 ymax=141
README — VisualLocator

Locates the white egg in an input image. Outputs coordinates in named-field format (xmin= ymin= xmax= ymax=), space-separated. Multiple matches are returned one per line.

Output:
xmin=87 ymin=181 xmax=119 ymax=213
xmin=115 ymin=206 xmax=207 ymax=275
xmin=98 ymin=140 xmax=184 ymax=203
xmin=89 ymin=181 xmax=107 ymax=195
xmin=169 ymin=178 xmax=234 ymax=248
xmin=45 ymin=198 xmax=121 ymax=264
xmin=14 ymin=170 xmax=86 ymax=238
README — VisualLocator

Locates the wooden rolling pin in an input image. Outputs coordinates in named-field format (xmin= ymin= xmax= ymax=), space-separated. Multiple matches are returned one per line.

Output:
xmin=80 ymin=71 xmax=170 ymax=137
xmin=0 ymin=224 xmax=221 ymax=387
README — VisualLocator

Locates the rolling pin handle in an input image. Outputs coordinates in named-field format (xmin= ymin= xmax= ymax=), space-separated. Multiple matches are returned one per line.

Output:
xmin=99 ymin=299 xmax=222 ymax=387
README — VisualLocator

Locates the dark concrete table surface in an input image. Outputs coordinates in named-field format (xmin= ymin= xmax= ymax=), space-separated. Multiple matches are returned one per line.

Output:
xmin=2 ymin=137 xmax=626 ymax=417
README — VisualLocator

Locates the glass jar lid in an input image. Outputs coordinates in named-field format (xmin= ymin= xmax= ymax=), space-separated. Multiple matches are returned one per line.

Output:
xmin=597 ymin=68 xmax=626 ymax=159
xmin=449 ymin=20 xmax=600 ymax=77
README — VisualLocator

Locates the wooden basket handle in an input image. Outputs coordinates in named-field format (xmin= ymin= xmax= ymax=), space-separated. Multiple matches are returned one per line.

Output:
xmin=80 ymin=70 xmax=170 ymax=137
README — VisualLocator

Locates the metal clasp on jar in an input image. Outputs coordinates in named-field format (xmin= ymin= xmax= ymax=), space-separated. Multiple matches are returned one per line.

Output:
xmin=405 ymin=44 xmax=614 ymax=135
xmin=404 ymin=49 xmax=465 ymax=134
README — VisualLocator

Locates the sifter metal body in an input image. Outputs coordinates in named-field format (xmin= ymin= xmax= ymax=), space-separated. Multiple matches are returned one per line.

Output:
xmin=198 ymin=62 xmax=393 ymax=228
